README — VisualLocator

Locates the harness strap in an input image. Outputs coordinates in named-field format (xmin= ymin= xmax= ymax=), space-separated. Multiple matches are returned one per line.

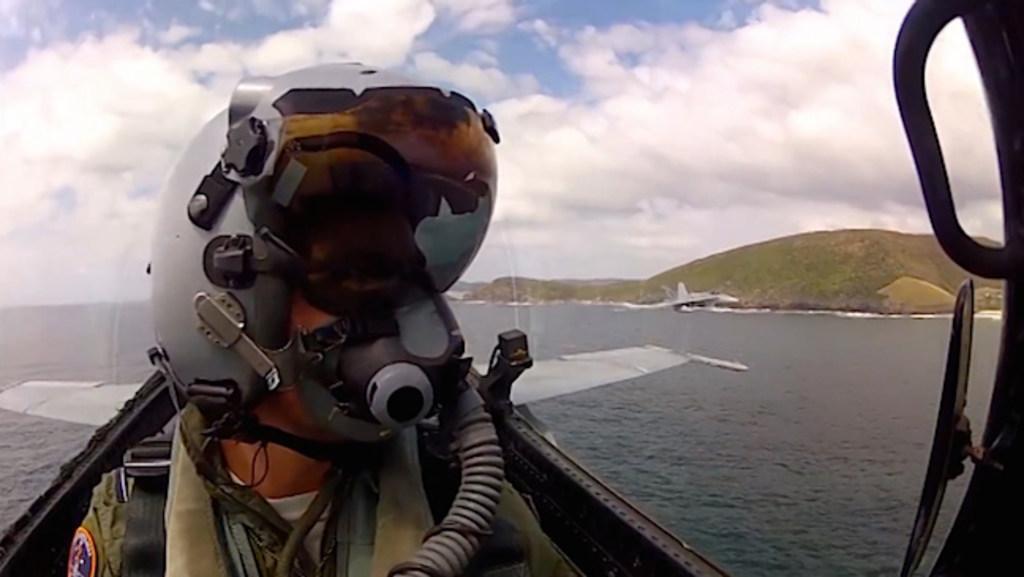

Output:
xmin=121 ymin=425 xmax=175 ymax=577
xmin=222 ymin=515 xmax=264 ymax=577
xmin=334 ymin=472 xmax=378 ymax=577
xmin=122 ymin=476 xmax=169 ymax=577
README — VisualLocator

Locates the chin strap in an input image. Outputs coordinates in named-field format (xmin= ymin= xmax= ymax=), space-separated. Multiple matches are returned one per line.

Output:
xmin=202 ymin=411 xmax=378 ymax=465
xmin=301 ymin=312 xmax=400 ymax=352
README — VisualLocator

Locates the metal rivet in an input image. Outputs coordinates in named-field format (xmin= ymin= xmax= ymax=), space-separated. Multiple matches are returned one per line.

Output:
xmin=188 ymin=194 xmax=209 ymax=219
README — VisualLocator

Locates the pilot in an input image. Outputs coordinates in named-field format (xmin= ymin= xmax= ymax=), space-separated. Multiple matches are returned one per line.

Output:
xmin=68 ymin=64 xmax=577 ymax=577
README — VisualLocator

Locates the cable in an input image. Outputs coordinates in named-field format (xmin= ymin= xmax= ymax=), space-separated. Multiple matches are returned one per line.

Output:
xmin=251 ymin=441 xmax=270 ymax=488
xmin=230 ymin=440 xmax=270 ymax=490
xmin=148 ymin=347 xmax=185 ymax=415
xmin=274 ymin=471 xmax=344 ymax=577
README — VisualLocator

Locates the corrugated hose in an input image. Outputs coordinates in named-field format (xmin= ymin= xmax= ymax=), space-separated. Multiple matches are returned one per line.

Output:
xmin=389 ymin=388 xmax=506 ymax=577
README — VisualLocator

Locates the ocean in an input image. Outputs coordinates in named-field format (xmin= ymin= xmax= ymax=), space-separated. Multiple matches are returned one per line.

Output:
xmin=0 ymin=301 xmax=1002 ymax=577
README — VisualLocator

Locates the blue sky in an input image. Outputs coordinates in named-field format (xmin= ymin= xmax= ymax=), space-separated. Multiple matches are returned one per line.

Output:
xmin=0 ymin=0 xmax=998 ymax=305
xmin=0 ymin=1 xmax=802 ymax=90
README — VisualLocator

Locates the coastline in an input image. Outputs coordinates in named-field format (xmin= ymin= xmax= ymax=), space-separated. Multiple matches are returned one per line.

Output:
xmin=449 ymin=297 xmax=1003 ymax=320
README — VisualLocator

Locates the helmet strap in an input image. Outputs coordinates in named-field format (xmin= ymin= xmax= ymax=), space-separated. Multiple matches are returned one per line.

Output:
xmin=202 ymin=410 xmax=378 ymax=464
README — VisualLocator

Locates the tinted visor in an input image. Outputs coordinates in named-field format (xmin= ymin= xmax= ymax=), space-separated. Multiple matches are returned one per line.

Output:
xmin=268 ymin=94 xmax=494 ymax=315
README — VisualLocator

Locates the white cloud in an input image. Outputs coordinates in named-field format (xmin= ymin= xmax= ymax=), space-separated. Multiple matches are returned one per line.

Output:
xmin=0 ymin=30 xmax=221 ymax=304
xmin=291 ymin=0 xmax=331 ymax=18
xmin=157 ymin=22 xmax=201 ymax=45
xmin=518 ymin=18 xmax=560 ymax=49
xmin=464 ymin=48 xmax=498 ymax=67
xmin=195 ymin=0 xmax=270 ymax=21
xmin=0 ymin=0 xmax=440 ymax=306
xmin=411 ymin=51 xmax=538 ymax=100
xmin=470 ymin=196 xmax=939 ymax=281
xmin=0 ymin=0 xmax=26 ymax=35
xmin=319 ymin=0 xmax=435 ymax=67
xmin=465 ymin=0 xmax=1001 ymax=281
xmin=0 ymin=0 xmax=1004 ymax=305
xmin=194 ymin=0 xmax=329 ymax=21
xmin=716 ymin=10 xmax=738 ymax=30
xmin=434 ymin=0 xmax=519 ymax=32
xmin=0 ymin=0 xmax=62 ymax=39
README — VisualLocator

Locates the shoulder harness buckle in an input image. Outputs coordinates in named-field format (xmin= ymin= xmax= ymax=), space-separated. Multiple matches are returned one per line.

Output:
xmin=114 ymin=423 xmax=175 ymax=503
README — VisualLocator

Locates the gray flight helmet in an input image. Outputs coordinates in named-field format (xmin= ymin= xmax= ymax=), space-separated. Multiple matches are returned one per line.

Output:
xmin=150 ymin=63 xmax=498 ymax=412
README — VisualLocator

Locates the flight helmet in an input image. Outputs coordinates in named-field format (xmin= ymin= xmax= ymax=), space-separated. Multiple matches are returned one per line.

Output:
xmin=150 ymin=63 xmax=499 ymax=443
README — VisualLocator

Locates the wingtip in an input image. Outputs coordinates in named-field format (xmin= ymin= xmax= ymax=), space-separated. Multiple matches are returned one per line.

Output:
xmin=686 ymin=353 xmax=750 ymax=372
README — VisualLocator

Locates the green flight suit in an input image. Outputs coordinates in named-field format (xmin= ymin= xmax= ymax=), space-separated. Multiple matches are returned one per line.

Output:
xmin=73 ymin=404 xmax=577 ymax=577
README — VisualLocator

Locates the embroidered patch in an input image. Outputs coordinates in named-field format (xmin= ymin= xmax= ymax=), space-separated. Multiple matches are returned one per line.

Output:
xmin=67 ymin=526 xmax=96 ymax=577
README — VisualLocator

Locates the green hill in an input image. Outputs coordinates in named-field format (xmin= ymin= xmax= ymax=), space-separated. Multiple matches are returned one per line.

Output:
xmin=465 ymin=229 xmax=1002 ymax=313
xmin=467 ymin=277 xmax=650 ymax=303
xmin=877 ymin=277 xmax=955 ymax=313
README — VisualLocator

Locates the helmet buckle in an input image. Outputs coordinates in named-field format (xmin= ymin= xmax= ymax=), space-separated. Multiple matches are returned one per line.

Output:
xmin=203 ymin=235 xmax=256 ymax=288
xmin=222 ymin=117 xmax=271 ymax=178
xmin=213 ymin=236 xmax=254 ymax=285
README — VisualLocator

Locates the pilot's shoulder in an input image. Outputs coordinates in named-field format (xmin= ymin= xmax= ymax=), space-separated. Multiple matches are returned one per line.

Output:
xmin=72 ymin=471 xmax=130 ymax=577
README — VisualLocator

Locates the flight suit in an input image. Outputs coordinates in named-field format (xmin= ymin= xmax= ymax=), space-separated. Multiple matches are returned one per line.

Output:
xmin=70 ymin=404 xmax=577 ymax=577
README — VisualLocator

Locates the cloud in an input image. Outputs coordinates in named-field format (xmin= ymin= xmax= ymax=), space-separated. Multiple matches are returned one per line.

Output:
xmin=0 ymin=0 xmax=27 ymax=36
xmin=194 ymin=0 xmax=501 ymax=27
xmin=0 ymin=30 xmax=225 ymax=305
xmin=466 ymin=0 xmax=1000 ymax=281
xmin=195 ymin=0 xmax=330 ymax=21
xmin=181 ymin=0 xmax=437 ymax=77
xmin=0 ymin=0 xmax=1003 ymax=305
xmin=518 ymin=18 xmax=560 ymax=49
xmin=0 ymin=0 xmax=441 ymax=306
xmin=470 ymin=195 xmax=938 ymax=281
xmin=174 ymin=0 xmax=440 ymax=78
xmin=291 ymin=0 xmax=331 ymax=18
xmin=198 ymin=0 xmax=218 ymax=15
xmin=157 ymin=22 xmax=201 ymax=45
xmin=411 ymin=51 xmax=538 ymax=100
xmin=464 ymin=48 xmax=498 ymax=67
xmin=0 ymin=0 xmax=62 ymax=40
xmin=433 ymin=0 xmax=519 ymax=32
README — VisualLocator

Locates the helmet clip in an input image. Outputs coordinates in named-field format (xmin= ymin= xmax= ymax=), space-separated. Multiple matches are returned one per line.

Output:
xmin=194 ymin=292 xmax=282 ymax=391
xmin=223 ymin=117 xmax=271 ymax=178
xmin=481 ymin=109 xmax=500 ymax=144
xmin=203 ymin=235 xmax=256 ymax=289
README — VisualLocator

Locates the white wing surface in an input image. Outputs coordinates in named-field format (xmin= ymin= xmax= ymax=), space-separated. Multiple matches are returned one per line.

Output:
xmin=508 ymin=345 xmax=689 ymax=405
xmin=0 ymin=381 xmax=143 ymax=426
xmin=0 ymin=347 xmax=746 ymax=425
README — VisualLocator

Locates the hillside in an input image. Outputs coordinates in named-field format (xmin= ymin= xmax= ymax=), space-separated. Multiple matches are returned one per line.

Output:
xmin=465 ymin=229 xmax=1002 ymax=314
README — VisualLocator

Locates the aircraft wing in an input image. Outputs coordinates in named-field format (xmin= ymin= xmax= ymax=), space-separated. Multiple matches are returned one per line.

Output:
xmin=0 ymin=381 xmax=143 ymax=426
xmin=0 ymin=347 xmax=747 ymax=426
xmin=505 ymin=345 xmax=690 ymax=405
xmin=497 ymin=345 xmax=747 ymax=405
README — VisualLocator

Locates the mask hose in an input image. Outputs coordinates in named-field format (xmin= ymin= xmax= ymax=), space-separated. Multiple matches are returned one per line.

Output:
xmin=390 ymin=387 xmax=505 ymax=577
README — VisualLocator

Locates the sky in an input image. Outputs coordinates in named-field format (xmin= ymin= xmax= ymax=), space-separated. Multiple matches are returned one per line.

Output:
xmin=0 ymin=0 xmax=1002 ymax=306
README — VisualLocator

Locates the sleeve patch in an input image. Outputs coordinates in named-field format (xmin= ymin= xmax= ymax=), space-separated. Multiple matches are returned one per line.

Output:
xmin=68 ymin=526 xmax=97 ymax=577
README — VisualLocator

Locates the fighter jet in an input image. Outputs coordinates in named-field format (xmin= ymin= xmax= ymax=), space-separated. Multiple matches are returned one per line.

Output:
xmin=617 ymin=283 xmax=739 ymax=311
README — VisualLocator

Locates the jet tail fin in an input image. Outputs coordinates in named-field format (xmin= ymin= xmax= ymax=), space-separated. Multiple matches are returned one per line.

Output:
xmin=677 ymin=282 xmax=689 ymax=299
